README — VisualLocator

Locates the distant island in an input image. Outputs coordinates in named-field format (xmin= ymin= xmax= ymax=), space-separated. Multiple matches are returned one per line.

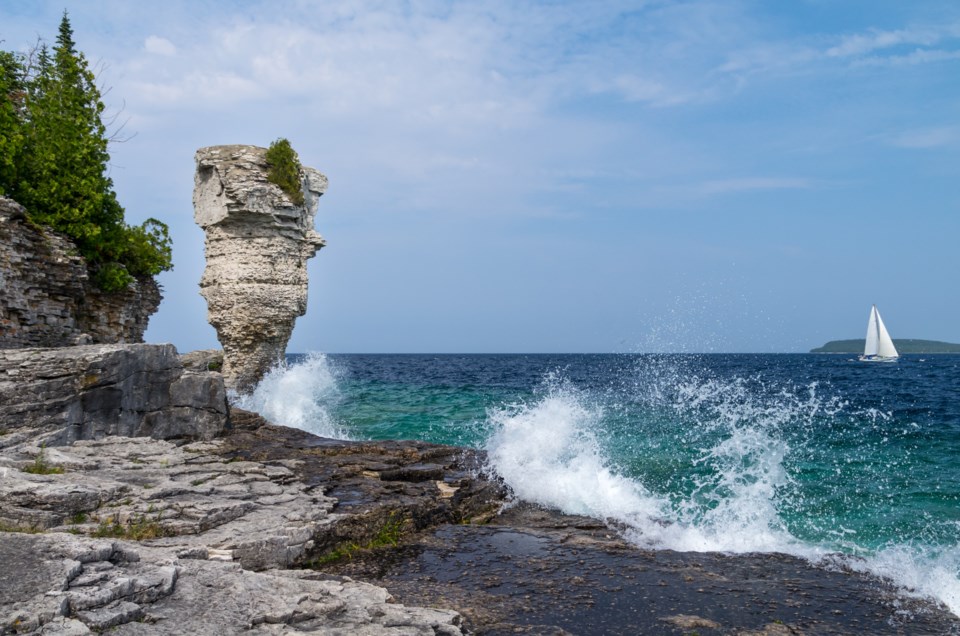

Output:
xmin=811 ymin=339 xmax=960 ymax=354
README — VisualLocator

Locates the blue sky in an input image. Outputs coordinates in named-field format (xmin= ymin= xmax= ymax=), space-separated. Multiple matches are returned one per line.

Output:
xmin=3 ymin=0 xmax=958 ymax=353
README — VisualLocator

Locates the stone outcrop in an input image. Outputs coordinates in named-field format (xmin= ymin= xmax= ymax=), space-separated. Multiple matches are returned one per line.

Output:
xmin=0 ymin=532 xmax=464 ymax=635
xmin=0 ymin=344 xmax=227 ymax=448
xmin=0 ymin=408 xmax=495 ymax=634
xmin=193 ymin=145 xmax=327 ymax=392
xmin=0 ymin=197 xmax=162 ymax=349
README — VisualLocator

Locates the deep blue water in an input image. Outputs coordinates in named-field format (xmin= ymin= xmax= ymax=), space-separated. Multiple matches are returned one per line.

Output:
xmin=236 ymin=353 xmax=960 ymax=612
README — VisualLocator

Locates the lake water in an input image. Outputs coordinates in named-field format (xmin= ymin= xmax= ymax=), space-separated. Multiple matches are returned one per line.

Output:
xmin=234 ymin=352 xmax=960 ymax=614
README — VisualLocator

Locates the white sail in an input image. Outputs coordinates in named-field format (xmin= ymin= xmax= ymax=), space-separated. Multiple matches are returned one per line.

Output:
xmin=875 ymin=309 xmax=899 ymax=358
xmin=864 ymin=305 xmax=880 ymax=357
xmin=861 ymin=305 xmax=898 ymax=361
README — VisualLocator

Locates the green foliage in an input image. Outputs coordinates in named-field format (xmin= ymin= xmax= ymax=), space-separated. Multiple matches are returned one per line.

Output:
xmin=0 ymin=12 xmax=173 ymax=291
xmin=23 ymin=444 xmax=64 ymax=475
xmin=312 ymin=511 xmax=406 ymax=565
xmin=0 ymin=50 xmax=26 ymax=196
xmin=92 ymin=514 xmax=169 ymax=540
xmin=265 ymin=137 xmax=305 ymax=205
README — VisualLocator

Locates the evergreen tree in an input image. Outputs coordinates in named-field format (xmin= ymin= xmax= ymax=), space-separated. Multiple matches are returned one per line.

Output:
xmin=266 ymin=138 xmax=305 ymax=206
xmin=0 ymin=12 xmax=172 ymax=291
xmin=17 ymin=12 xmax=122 ymax=254
xmin=0 ymin=49 xmax=25 ymax=195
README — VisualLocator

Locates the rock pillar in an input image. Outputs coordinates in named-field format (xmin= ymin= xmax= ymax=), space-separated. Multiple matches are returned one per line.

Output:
xmin=193 ymin=145 xmax=326 ymax=392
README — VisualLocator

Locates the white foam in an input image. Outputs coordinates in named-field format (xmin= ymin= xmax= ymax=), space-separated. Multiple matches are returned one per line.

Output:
xmin=852 ymin=543 xmax=960 ymax=616
xmin=484 ymin=381 xmax=669 ymax=524
xmin=232 ymin=352 xmax=348 ymax=439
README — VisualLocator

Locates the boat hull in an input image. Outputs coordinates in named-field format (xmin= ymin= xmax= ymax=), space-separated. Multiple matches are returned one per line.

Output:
xmin=858 ymin=355 xmax=898 ymax=363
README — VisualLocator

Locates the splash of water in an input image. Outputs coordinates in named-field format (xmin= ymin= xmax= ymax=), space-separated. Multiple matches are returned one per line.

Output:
xmin=482 ymin=359 xmax=960 ymax=615
xmin=485 ymin=377 xmax=668 ymax=524
xmin=232 ymin=352 xmax=348 ymax=439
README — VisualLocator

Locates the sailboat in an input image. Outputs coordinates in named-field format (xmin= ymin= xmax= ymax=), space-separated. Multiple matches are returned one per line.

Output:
xmin=859 ymin=305 xmax=899 ymax=362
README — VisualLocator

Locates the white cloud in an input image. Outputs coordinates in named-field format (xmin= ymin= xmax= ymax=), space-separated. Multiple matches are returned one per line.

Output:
xmin=824 ymin=23 xmax=960 ymax=66
xmin=606 ymin=74 xmax=692 ymax=107
xmin=121 ymin=10 xmax=531 ymax=126
xmin=890 ymin=126 xmax=960 ymax=149
xmin=825 ymin=28 xmax=937 ymax=58
xmin=699 ymin=177 xmax=811 ymax=195
xmin=144 ymin=35 xmax=176 ymax=56
xmin=717 ymin=22 xmax=960 ymax=80
xmin=717 ymin=43 xmax=818 ymax=76
xmin=856 ymin=48 xmax=960 ymax=67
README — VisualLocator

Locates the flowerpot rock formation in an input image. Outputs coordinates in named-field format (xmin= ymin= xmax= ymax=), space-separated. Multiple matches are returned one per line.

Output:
xmin=193 ymin=145 xmax=327 ymax=392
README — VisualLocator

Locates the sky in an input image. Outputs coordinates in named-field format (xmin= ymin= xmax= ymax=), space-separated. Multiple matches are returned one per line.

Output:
xmin=2 ymin=0 xmax=958 ymax=353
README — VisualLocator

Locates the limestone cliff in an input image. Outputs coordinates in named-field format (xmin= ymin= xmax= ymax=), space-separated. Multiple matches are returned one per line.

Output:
xmin=193 ymin=145 xmax=326 ymax=392
xmin=0 ymin=197 xmax=162 ymax=348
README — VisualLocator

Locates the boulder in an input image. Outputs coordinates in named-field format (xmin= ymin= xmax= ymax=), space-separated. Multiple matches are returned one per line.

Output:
xmin=193 ymin=145 xmax=326 ymax=393
xmin=0 ymin=344 xmax=227 ymax=448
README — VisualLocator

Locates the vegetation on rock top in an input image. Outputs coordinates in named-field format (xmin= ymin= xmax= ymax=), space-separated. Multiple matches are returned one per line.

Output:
xmin=265 ymin=137 xmax=305 ymax=206
xmin=22 ymin=445 xmax=64 ymax=475
xmin=0 ymin=12 xmax=172 ymax=292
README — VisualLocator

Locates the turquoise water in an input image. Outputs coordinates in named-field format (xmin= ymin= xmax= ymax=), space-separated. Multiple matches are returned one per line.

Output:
xmin=235 ymin=353 xmax=960 ymax=613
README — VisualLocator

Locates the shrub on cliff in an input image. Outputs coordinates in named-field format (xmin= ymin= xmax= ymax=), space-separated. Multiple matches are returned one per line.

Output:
xmin=266 ymin=138 xmax=305 ymax=206
xmin=0 ymin=12 xmax=172 ymax=292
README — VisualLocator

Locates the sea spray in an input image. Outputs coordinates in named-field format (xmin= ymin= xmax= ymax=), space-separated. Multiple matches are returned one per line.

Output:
xmin=483 ymin=366 xmax=804 ymax=552
xmin=232 ymin=352 xmax=348 ymax=439
xmin=482 ymin=356 xmax=960 ymax=614
xmin=484 ymin=376 xmax=668 ymax=524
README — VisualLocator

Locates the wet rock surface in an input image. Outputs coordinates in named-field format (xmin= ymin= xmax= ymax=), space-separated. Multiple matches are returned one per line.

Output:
xmin=324 ymin=505 xmax=960 ymax=635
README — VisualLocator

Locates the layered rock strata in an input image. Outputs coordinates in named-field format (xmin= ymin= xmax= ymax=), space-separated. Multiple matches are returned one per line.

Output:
xmin=0 ymin=408 xmax=492 ymax=634
xmin=193 ymin=146 xmax=327 ymax=392
xmin=0 ymin=344 xmax=227 ymax=449
xmin=0 ymin=197 xmax=162 ymax=349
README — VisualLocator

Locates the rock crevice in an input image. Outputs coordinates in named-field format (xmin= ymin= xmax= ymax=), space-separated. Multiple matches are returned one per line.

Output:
xmin=193 ymin=145 xmax=327 ymax=392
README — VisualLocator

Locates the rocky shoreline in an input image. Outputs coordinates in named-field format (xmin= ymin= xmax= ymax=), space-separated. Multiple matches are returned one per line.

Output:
xmin=2 ymin=346 xmax=958 ymax=634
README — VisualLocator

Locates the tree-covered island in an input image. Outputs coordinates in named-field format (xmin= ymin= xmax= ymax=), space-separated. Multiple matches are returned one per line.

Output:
xmin=811 ymin=339 xmax=960 ymax=353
